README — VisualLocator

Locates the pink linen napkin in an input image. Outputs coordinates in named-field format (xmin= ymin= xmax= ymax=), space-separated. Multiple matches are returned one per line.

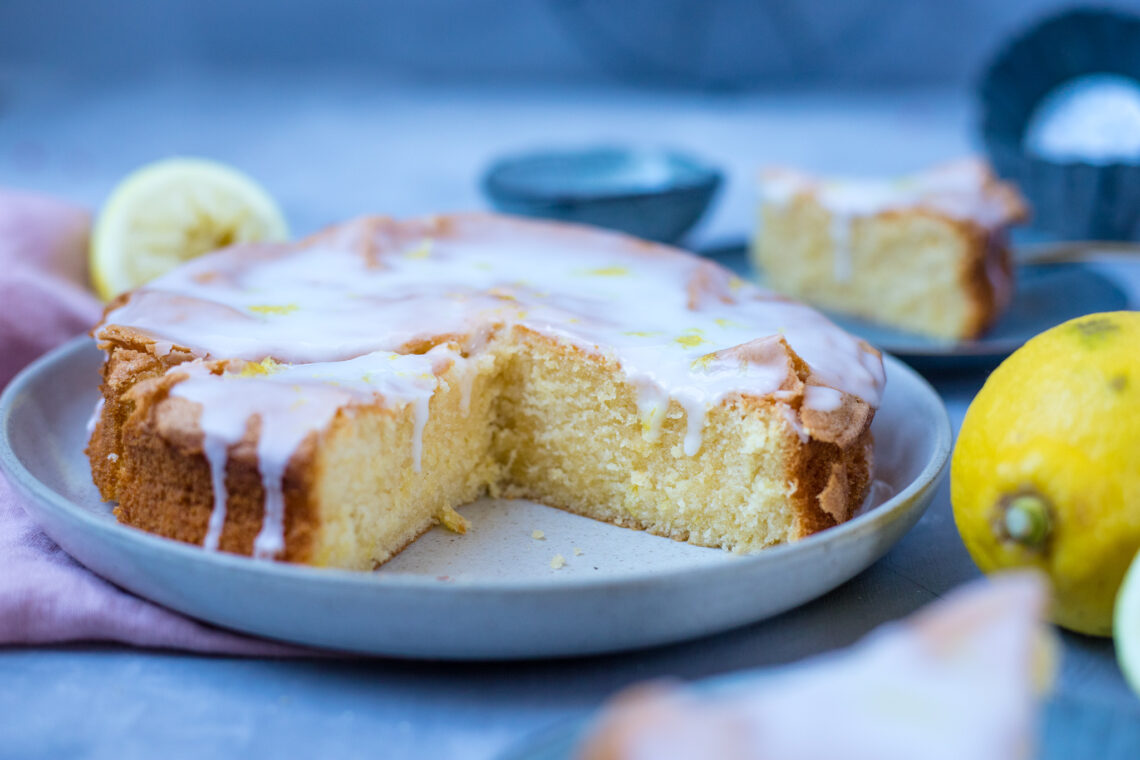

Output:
xmin=0 ymin=189 xmax=307 ymax=655
xmin=0 ymin=190 xmax=100 ymax=387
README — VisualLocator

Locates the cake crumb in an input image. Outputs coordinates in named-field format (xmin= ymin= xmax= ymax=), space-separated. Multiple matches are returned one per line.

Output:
xmin=438 ymin=506 xmax=470 ymax=535
xmin=532 ymin=529 xmax=545 ymax=540
xmin=573 ymin=547 xmax=583 ymax=556
xmin=550 ymin=554 xmax=566 ymax=569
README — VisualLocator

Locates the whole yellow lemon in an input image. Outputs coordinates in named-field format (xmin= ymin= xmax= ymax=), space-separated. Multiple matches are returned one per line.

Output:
xmin=952 ymin=311 xmax=1140 ymax=636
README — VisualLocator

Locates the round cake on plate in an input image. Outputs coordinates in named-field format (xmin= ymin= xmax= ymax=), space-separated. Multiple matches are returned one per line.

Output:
xmin=87 ymin=213 xmax=885 ymax=569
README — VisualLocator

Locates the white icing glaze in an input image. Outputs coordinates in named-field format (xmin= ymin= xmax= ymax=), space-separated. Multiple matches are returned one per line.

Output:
xmin=760 ymin=159 xmax=1016 ymax=230
xmin=85 ymin=398 xmax=105 ymax=436
xmin=170 ymin=348 xmax=447 ymax=556
xmin=410 ymin=395 xmax=430 ymax=472
xmin=99 ymin=214 xmax=886 ymax=557
xmin=803 ymin=385 xmax=844 ymax=412
xmin=201 ymin=435 xmax=230 ymax=551
xmin=781 ymin=406 xmax=808 ymax=444
xmin=150 ymin=339 xmax=175 ymax=357
xmin=632 ymin=377 xmax=669 ymax=444
xmin=828 ymin=209 xmax=854 ymax=282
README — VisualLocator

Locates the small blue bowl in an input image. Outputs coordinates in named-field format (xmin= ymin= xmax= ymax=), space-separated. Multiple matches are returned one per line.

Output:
xmin=481 ymin=146 xmax=722 ymax=244
xmin=979 ymin=8 xmax=1140 ymax=239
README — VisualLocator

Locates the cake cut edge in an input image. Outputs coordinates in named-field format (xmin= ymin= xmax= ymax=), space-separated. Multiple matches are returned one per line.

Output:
xmin=87 ymin=323 xmax=875 ymax=568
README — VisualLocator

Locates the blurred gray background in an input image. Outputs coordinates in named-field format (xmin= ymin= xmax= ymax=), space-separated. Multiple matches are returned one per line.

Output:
xmin=5 ymin=5 xmax=1140 ymax=759
xmin=3 ymin=0 xmax=1140 ymax=242
xmin=4 ymin=0 xmax=1139 ymax=87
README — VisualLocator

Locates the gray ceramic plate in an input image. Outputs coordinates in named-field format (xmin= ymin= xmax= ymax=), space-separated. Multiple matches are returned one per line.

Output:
xmin=0 ymin=338 xmax=950 ymax=660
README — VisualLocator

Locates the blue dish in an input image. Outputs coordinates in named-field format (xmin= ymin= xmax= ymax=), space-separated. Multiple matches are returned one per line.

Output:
xmin=481 ymin=146 xmax=722 ymax=243
xmin=979 ymin=8 xmax=1140 ymax=240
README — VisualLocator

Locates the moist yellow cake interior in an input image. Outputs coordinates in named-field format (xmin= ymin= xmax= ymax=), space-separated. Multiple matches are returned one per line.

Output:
xmin=757 ymin=200 xmax=992 ymax=340
xmin=751 ymin=160 xmax=1026 ymax=341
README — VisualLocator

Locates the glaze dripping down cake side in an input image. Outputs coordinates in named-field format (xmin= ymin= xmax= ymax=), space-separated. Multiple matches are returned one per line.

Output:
xmin=87 ymin=213 xmax=886 ymax=569
xmin=753 ymin=159 xmax=1028 ymax=341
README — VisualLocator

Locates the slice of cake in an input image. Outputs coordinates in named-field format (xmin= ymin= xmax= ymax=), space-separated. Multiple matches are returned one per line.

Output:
xmin=577 ymin=572 xmax=1053 ymax=760
xmin=752 ymin=159 xmax=1028 ymax=340
xmin=88 ymin=213 xmax=885 ymax=569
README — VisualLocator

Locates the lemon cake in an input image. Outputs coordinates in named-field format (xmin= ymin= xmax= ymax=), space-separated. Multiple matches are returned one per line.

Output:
xmin=87 ymin=213 xmax=885 ymax=569
xmin=753 ymin=159 xmax=1028 ymax=340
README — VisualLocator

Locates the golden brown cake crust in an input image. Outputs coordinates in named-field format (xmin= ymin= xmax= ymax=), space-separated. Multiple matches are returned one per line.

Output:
xmin=88 ymin=325 xmax=874 ymax=562
xmin=88 ymin=345 xmax=321 ymax=562
xmin=954 ymin=220 xmax=1016 ymax=340
xmin=886 ymin=209 xmax=1017 ymax=341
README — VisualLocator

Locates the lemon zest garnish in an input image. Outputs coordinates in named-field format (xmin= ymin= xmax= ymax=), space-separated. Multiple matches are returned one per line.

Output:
xmin=690 ymin=352 xmax=717 ymax=370
xmin=728 ymin=276 xmax=745 ymax=292
xmin=675 ymin=332 xmax=708 ymax=349
xmin=249 ymin=303 xmax=299 ymax=316
xmin=550 ymin=554 xmax=566 ymax=569
xmin=714 ymin=318 xmax=740 ymax=329
xmin=404 ymin=238 xmax=433 ymax=259
xmin=238 ymin=357 xmax=282 ymax=377
xmin=582 ymin=266 xmax=629 ymax=277
xmin=532 ymin=529 xmax=545 ymax=540
xmin=623 ymin=330 xmax=660 ymax=338
xmin=488 ymin=288 xmax=517 ymax=301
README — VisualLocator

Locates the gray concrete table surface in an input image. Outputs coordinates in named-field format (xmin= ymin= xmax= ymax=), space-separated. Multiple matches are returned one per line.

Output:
xmin=0 ymin=74 xmax=1137 ymax=759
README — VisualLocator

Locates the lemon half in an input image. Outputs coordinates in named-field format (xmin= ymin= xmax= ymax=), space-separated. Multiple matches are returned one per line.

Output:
xmin=1115 ymin=549 xmax=1140 ymax=697
xmin=90 ymin=157 xmax=288 ymax=300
